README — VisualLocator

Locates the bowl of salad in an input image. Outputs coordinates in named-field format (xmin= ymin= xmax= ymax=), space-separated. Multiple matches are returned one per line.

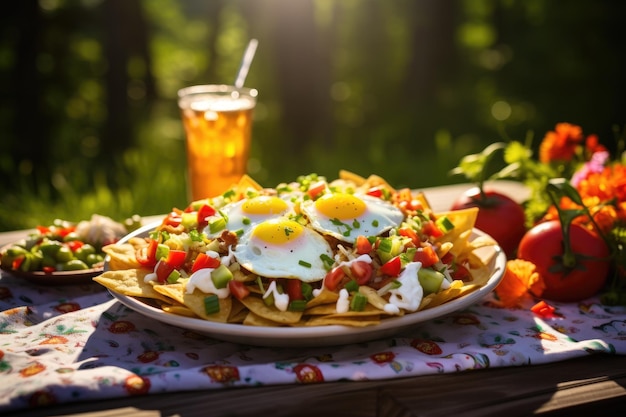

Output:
xmin=0 ymin=214 xmax=141 ymax=285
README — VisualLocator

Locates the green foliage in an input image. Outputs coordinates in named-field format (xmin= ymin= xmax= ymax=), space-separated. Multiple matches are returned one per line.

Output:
xmin=0 ymin=0 xmax=625 ymax=231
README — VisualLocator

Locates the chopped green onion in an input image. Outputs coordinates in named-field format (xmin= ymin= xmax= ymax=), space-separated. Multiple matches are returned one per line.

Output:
xmin=257 ymin=277 xmax=275 ymax=306
xmin=242 ymin=217 xmax=251 ymax=225
xmin=371 ymin=219 xmax=379 ymax=227
xmin=320 ymin=254 xmax=335 ymax=270
xmin=377 ymin=280 xmax=402 ymax=296
xmin=188 ymin=229 xmax=203 ymax=242
xmin=155 ymin=244 xmax=170 ymax=261
xmin=204 ymin=294 xmax=220 ymax=315
xmin=350 ymin=292 xmax=368 ymax=311
xmin=166 ymin=269 xmax=181 ymax=284
xmin=378 ymin=237 xmax=393 ymax=254
xmin=436 ymin=215 xmax=455 ymax=233
xmin=223 ymin=189 xmax=236 ymax=199
xmin=288 ymin=299 xmax=308 ymax=311
xmin=298 ymin=260 xmax=312 ymax=268
xmin=211 ymin=264 xmax=234 ymax=289
xmin=344 ymin=279 xmax=359 ymax=293
xmin=400 ymin=247 xmax=417 ymax=265
xmin=301 ymin=282 xmax=313 ymax=300
xmin=209 ymin=217 xmax=226 ymax=234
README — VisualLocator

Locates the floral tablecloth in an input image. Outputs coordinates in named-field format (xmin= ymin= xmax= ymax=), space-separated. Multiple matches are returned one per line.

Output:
xmin=2 ymin=271 xmax=626 ymax=413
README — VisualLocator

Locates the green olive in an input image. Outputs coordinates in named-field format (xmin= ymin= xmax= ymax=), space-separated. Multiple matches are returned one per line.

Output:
xmin=42 ymin=255 xmax=57 ymax=268
xmin=39 ymin=240 xmax=63 ymax=257
xmin=63 ymin=232 xmax=80 ymax=242
xmin=58 ymin=259 xmax=88 ymax=271
xmin=85 ymin=253 xmax=104 ymax=267
xmin=75 ymin=244 xmax=96 ymax=261
xmin=55 ymin=246 xmax=73 ymax=263
xmin=6 ymin=246 xmax=28 ymax=257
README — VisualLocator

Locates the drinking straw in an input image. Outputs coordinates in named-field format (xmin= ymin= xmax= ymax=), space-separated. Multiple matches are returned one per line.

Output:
xmin=234 ymin=38 xmax=259 ymax=88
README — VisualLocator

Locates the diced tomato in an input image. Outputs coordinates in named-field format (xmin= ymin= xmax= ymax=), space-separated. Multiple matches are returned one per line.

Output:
xmin=413 ymin=245 xmax=439 ymax=268
xmin=12 ymin=256 xmax=25 ymax=270
xmin=228 ymin=280 xmax=250 ymax=300
xmin=166 ymin=250 xmax=187 ymax=269
xmin=162 ymin=211 xmax=182 ymax=228
xmin=285 ymin=279 xmax=303 ymax=300
xmin=197 ymin=204 xmax=216 ymax=229
xmin=440 ymin=252 xmax=454 ymax=265
xmin=136 ymin=239 xmax=159 ymax=268
xmin=398 ymin=228 xmax=420 ymax=246
xmin=42 ymin=266 xmax=56 ymax=274
xmin=307 ymin=181 xmax=327 ymax=200
xmin=355 ymin=235 xmax=373 ymax=255
xmin=324 ymin=267 xmax=346 ymax=291
xmin=422 ymin=220 xmax=444 ymax=238
xmin=191 ymin=252 xmax=220 ymax=273
xmin=350 ymin=261 xmax=373 ymax=285
xmin=380 ymin=256 xmax=402 ymax=277
xmin=451 ymin=263 xmax=471 ymax=281
xmin=66 ymin=240 xmax=84 ymax=252
xmin=366 ymin=186 xmax=383 ymax=198
xmin=155 ymin=260 xmax=175 ymax=283
xmin=36 ymin=225 xmax=51 ymax=235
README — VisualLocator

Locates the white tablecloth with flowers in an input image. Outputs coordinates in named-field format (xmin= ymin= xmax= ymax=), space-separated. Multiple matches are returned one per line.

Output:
xmin=2 ymin=270 xmax=625 ymax=414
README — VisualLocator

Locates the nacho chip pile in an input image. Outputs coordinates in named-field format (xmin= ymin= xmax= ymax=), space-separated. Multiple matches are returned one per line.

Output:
xmin=94 ymin=172 xmax=498 ymax=328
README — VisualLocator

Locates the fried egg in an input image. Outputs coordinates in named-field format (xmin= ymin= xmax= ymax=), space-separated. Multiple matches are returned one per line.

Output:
xmin=233 ymin=218 xmax=333 ymax=282
xmin=204 ymin=195 xmax=294 ymax=237
xmin=301 ymin=192 xmax=404 ymax=243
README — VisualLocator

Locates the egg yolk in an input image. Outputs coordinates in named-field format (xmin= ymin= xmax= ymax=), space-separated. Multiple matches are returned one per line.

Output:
xmin=252 ymin=219 xmax=303 ymax=244
xmin=315 ymin=193 xmax=366 ymax=220
xmin=242 ymin=196 xmax=288 ymax=216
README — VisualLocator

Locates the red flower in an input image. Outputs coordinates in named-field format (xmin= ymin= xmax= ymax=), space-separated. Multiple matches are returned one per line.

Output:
xmin=539 ymin=122 xmax=583 ymax=163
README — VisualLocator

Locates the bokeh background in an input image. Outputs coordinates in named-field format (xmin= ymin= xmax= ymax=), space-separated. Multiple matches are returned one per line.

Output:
xmin=1 ymin=0 xmax=625 ymax=231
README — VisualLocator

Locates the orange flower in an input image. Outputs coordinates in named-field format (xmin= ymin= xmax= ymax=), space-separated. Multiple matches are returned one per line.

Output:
xmin=578 ymin=164 xmax=626 ymax=203
xmin=495 ymin=259 xmax=545 ymax=307
xmin=584 ymin=134 xmax=608 ymax=158
xmin=539 ymin=122 xmax=583 ymax=163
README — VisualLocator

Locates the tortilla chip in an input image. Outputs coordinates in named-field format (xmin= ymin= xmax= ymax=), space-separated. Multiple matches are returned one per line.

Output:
xmin=435 ymin=208 xmax=479 ymax=253
xmin=358 ymin=286 xmax=390 ymax=311
xmin=161 ymin=304 xmax=198 ymax=318
xmin=93 ymin=269 xmax=171 ymax=302
xmin=422 ymin=281 xmax=479 ymax=309
xmin=243 ymin=311 xmax=293 ymax=327
xmin=305 ymin=287 xmax=339 ymax=308
xmin=239 ymin=295 xmax=303 ymax=324
xmin=153 ymin=283 xmax=232 ymax=322
xmin=102 ymin=243 xmax=142 ymax=270
xmin=227 ymin=299 xmax=248 ymax=323
xmin=305 ymin=315 xmax=381 ymax=327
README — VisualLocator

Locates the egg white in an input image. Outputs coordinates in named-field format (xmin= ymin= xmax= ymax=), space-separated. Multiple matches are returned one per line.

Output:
xmin=301 ymin=192 xmax=404 ymax=243
xmin=233 ymin=218 xmax=333 ymax=282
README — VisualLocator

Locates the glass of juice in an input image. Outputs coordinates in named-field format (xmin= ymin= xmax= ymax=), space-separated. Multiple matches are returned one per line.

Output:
xmin=177 ymin=84 xmax=258 ymax=201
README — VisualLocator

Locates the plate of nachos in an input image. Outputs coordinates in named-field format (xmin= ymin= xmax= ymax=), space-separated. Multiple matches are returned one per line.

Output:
xmin=95 ymin=171 xmax=505 ymax=347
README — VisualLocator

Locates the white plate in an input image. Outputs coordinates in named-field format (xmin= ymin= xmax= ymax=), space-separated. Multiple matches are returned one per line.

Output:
xmin=106 ymin=223 xmax=506 ymax=347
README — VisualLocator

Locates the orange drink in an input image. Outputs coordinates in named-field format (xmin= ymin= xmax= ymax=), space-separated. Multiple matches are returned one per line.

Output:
xmin=178 ymin=85 xmax=257 ymax=200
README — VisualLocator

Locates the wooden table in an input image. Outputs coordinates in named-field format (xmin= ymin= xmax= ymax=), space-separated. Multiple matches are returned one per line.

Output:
xmin=4 ymin=182 xmax=626 ymax=417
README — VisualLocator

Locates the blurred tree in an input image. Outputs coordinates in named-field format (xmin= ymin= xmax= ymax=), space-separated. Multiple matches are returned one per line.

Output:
xmin=102 ymin=0 xmax=156 ymax=162
xmin=1 ymin=0 xmax=625 ymax=231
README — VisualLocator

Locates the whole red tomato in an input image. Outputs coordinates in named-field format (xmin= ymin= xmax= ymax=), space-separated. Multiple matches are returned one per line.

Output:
xmin=517 ymin=220 xmax=611 ymax=302
xmin=451 ymin=187 xmax=526 ymax=257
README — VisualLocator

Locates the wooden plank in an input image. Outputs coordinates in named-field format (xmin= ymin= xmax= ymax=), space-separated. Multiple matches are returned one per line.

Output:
xmin=378 ymin=354 xmax=626 ymax=417
xmin=11 ymin=354 xmax=626 ymax=417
